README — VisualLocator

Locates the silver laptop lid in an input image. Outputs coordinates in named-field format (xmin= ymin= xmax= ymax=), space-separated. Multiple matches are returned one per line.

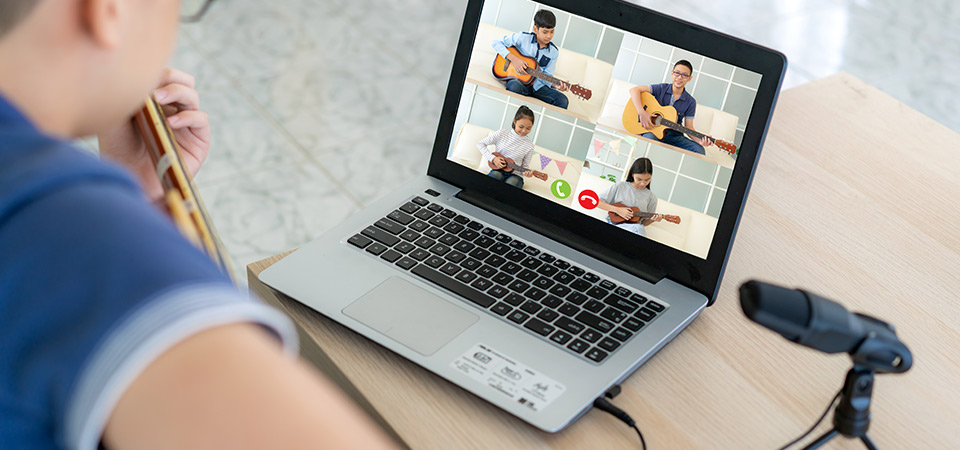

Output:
xmin=427 ymin=0 xmax=786 ymax=304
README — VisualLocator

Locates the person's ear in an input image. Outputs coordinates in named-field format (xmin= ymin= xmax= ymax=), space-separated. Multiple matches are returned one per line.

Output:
xmin=80 ymin=0 xmax=122 ymax=49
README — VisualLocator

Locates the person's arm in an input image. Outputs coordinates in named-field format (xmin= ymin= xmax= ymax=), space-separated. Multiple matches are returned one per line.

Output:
xmin=492 ymin=33 xmax=528 ymax=75
xmin=476 ymin=130 xmax=505 ymax=168
xmin=629 ymin=85 xmax=655 ymax=129
xmin=683 ymin=117 xmax=712 ymax=147
xmin=641 ymin=195 xmax=661 ymax=226
xmin=542 ymin=52 xmax=568 ymax=92
xmin=596 ymin=184 xmax=633 ymax=220
xmin=519 ymin=148 xmax=535 ymax=177
xmin=103 ymin=323 xmax=397 ymax=450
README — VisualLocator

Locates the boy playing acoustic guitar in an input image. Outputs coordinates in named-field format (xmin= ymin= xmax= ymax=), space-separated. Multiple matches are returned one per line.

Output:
xmin=492 ymin=9 xmax=570 ymax=109
xmin=477 ymin=105 xmax=539 ymax=188
xmin=628 ymin=60 xmax=712 ymax=154
xmin=597 ymin=157 xmax=663 ymax=236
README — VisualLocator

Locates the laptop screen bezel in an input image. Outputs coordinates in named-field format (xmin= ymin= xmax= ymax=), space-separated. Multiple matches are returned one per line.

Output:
xmin=427 ymin=0 xmax=786 ymax=304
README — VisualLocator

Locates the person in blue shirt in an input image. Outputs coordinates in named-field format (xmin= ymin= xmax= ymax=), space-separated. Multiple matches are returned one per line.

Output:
xmin=0 ymin=1 xmax=396 ymax=449
xmin=628 ymin=60 xmax=713 ymax=155
xmin=492 ymin=9 xmax=570 ymax=109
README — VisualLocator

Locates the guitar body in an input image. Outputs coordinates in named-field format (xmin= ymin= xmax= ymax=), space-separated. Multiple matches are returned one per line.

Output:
xmin=487 ymin=152 xmax=548 ymax=181
xmin=608 ymin=202 xmax=681 ymax=225
xmin=621 ymin=91 xmax=738 ymax=154
xmin=621 ymin=91 xmax=676 ymax=139
xmin=492 ymin=47 xmax=538 ymax=86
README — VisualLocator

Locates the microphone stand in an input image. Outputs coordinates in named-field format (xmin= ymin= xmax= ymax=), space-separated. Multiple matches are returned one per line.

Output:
xmin=801 ymin=365 xmax=877 ymax=450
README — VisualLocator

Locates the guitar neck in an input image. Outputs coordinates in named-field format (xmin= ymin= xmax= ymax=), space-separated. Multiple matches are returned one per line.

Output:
xmin=656 ymin=116 xmax=712 ymax=142
xmin=526 ymin=67 xmax=565 ymax=88
xmin=505 ymin=161 xmax=533 ymax=173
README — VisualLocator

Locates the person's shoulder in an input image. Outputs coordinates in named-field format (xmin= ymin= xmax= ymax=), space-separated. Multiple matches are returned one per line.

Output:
xmin=548 ymin=41 xmax=558 ymax=51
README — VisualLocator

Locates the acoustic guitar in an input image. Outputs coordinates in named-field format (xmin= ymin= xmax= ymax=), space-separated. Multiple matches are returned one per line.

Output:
xmin=622 ymin=91 xmax=737 ymax=154
xmin=487 ymin=152 xmax=548 ymax=181
xmin=134 ymin=96 xmax=235 ymax=282
xmin=608 ymin=202 xmax=681 ymax=225
xmin=492 ymin=47 xmax=592 ymax=101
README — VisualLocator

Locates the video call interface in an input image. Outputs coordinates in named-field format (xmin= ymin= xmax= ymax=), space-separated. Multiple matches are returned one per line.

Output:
xmin=445 ymin=0 xmax=763 ymax=259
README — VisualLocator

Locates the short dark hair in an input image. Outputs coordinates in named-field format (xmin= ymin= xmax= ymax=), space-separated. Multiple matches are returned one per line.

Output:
xmin=512 ymin=105 xmax=535 ymax=128
xmin=627 ymin=157 xmax=654 ymax=189
xmin=674 ymin=60 xmax=694 ymax=74
xmin=0 ymin=0 xmax=42 ymax=39
xmin=533 ymin=10 xmax=556 ymax=29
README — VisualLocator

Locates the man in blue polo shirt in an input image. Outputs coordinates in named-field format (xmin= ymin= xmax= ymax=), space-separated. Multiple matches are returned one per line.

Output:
xmin=492 ymin=9 xmax=570 ymax=109
xmin=628 ymin=60 xmax=713 ymax=154
xmin=0 ymin=1 xmax=395 ymax=449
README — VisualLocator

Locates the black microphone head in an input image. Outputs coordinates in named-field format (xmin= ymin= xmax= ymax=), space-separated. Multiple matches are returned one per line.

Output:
xmin=739 ymin=280 xmax=812 ymax=342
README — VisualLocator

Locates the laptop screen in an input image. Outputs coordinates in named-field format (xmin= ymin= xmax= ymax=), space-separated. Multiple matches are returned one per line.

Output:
xmin=431 ymin=0 xmax=784 ymax=301
xmin=445 ymin=0 xmax=762 ymax=260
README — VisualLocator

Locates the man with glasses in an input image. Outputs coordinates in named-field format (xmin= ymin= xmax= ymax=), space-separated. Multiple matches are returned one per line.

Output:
xmin=0 ymin=1 xmax=396 ymax=449
xmin=628 ymin=60 xmax=712 ymax=155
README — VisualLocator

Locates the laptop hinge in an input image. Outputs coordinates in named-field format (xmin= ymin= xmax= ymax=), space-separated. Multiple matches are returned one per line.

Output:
xmin=456 ymin=189 xmax=666 ymax=285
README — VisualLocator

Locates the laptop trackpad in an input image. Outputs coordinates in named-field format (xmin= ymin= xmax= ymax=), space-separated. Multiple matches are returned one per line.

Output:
xmin=342 ymin=277 xmax=478 ymax=356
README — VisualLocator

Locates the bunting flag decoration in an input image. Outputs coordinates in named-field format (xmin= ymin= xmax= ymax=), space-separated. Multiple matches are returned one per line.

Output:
xmin=539 ymin=154 xmax=553 ymax=170
xmin=621 ymin=135 xmax=638 ymax=148
xmin=554 ymin=160 xmax=568 ymax=176
xmin=608 ymin=139 xmax=622 ymax=155
xmin=592 ymin=138 xmax=605 ymax=156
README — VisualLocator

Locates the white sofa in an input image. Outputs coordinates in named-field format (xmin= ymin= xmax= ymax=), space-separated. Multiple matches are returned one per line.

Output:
xmin=466 ymin=22 xmax=614 ymax=124
xmin=597 ymin=79 xmax=739 ymax=168
xmin=571 ymin=173 xmax=717 ymax=258
xmin=449 ymin=123 xmax=584 ymax=208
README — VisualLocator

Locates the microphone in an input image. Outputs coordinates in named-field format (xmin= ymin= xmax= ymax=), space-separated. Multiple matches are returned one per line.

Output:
xmin=739 ymin=280 xmax=912 ymax=374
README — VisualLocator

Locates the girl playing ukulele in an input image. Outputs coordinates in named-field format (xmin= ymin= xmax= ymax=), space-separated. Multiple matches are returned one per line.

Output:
xmin=477 ymin=105 xmax=537 ymax=188
xmin=597 ymin=157 xmax=663 ymax=236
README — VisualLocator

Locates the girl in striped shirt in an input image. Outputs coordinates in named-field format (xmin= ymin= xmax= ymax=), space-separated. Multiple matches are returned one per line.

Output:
xmin=477 ymin=105 xmax=536 ymax=188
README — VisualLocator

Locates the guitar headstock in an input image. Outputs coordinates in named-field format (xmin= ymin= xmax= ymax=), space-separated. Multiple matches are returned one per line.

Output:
xmin=664 ymin=215 xmax=681 ymax=224
xmin=533 ymin=171 xmax=548 ymax=181
xmin=570 ymin=84 xmax=592 ymax=101
xmin=714 ymin=139 xmax=737 ymax=155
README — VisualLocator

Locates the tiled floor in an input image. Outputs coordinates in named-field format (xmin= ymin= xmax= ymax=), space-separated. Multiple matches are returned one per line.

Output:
xmin=152 ymin=0 xmax=956 ymax=284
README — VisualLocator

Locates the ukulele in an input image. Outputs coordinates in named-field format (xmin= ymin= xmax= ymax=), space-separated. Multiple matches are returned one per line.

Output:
xmin=134 ymin=96 xmax=235 ymax=282
xmin=622 ymin=91 xmax=737 ymax=154
xmin=492 ymin=47 xmax=592 ymax=101
xmin=487 ymin=152 xmax=548 ymax=181
xmin=608 ymin=202 xmax=681 ymax=225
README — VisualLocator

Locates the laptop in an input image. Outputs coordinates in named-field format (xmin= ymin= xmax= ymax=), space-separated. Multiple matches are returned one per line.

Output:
xmin=261 ymin=0 xmax=785 ymax=432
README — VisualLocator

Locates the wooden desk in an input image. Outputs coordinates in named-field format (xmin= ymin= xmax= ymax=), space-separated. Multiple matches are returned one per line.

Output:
xmin=248 ymin=73 xmax=960 ymax=449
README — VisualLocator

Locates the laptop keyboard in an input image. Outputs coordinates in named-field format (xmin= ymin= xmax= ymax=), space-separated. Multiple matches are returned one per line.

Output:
xmin=346 ymin=193 xmax=668 ymax=364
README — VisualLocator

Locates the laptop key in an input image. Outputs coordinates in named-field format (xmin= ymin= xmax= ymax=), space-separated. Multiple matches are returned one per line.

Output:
xmin=604 ymin=294 xmax=640 ymax=313
xmin=424 ymin=256 xmax=445 ymax=268
xmin=533 ymin=276 xmax=554 ymax=290
xmin=494 ymin=234 xmax=512 ymax=243
xmin=600 ymin=307 xmax=627 ymax=323
xmin=567 ymin=292 xmax=589 ymax=305
xmin=476 ymin=265 xmax=497 ymax=278
xmin=501 ymin=261 xmax=522 ymax=274
xmin=538 ymin=253 xmax=556 ymax=263
xmin=599 ymin=280 xmax=616 ymax=290
xmin=567 ymin=339 xmax=588 ymax=354
xmin=503 ymin=293 xmax=525 ymax=306
xmin=348 ymin=234 xmax=373 ymax=249
xmin=387 ymin=210 xmax=415 ymax=225
xmin=526 ymin=288 xmax=547 ymax=301
xmin=558 ymin=302 xmax=580 ymax=317
xmin=399 ymin=202 xmax=420 ymax=214
xmin=453 ymin=241 xmax=475 ymax=253
xmin=481 ymin=227 xmax=498 ymax=237
xmin=575 ymin=311 xmax=614 ymax=333
xmin=440 ymin=209 xmax=456 ymax=219
xmin=414 ymin=237 xmax=436 ymax=249
xmin=413 ymin=209 xmax=434 ymax=221
xmin=426 ymin=203 xmax=443 ymax=213
xmin=489 ymin=243 xmax=511 ymax=255
xmin=491 ymin=302 xmax=511 ymax=316
xmin=411 ymin=196 xmax=429 ymax=206
xmin=555 ymin=317 xmax=586 ymax=334
xmin=366 ymin=243 xmax=387 ymax=255
xmin=380 ymin=249 xmax=402 ymax=263
xmin=453 ymin=215 xmax=469 ymax=224
xmin=468 ymin=248 xmax=491 ymax=260
xmin=504 ymin=250 xmax=526 ymax=262
xmin=491 ymin=272 xmax=513 ymax=285
xmin=623 ymin=317 xmax=645 ymax=332
xmin=399 ymin=230 xmax=420 ymax=242
xmin=485 ymin=255 xmax=507 ymax=267
xmin=524 ymin=318 xmax=555 ymax=337
xmin=424 ymin=227 xmax=444 ymax=239
xmin=548 ymin=284 xmax=571 ymax=298
xmin=430 ymin=244 xmax=451 ymax=256
xmin=586 ymin=286 xmax=608 ymax=300
xmin=471 ymin=278 xmax=494 ymax=291
xmin=507 ymin=280 xmax=530 ymax=294
xmin=569 ymin=279 xmax=591 ymax=292
xmin=520 ymin=301 xmax=542 ymax=314
xmin=442 ymin=222 xmax=464 ymax=234
xmin=459 ymin=229 xmax=480 ymax=241
xmin=409 ymin=220 xmax=430 ymax=232
xmin=584 ymin=300 xmax=604 ymax=313
xmin=615 ymin=287 xmax=632 ymax=298
xmin=611 ymin=327 xmax=634 ymax=342
xmin=361 ymin=226 xmax=400 ymax=247
xmin=460 ymin=258 xmax=481 ymax=271
xmin=567 ymin=266 xmax=585 ymax=276
xmin=411 ymin=264 xmax=494 ymax=309
xmin=553 ymin=271 xmax=575 ymax=285
xmin=522 ymin=246 xmax=541 ymax=256
xmin=474 ymin=236 xmax=495 ymax=248
xmin=536 ymin=264 xmax=559 ymax=277
xmin=487 ymin=285 xmax=509 ymax=299
xmin=580 ymin=329 xmax=602 ymax=343
xmin=583 ymin=273 xmax=600 ymax=283
xmin=585 ymin=348 xmax=609 ymax=363
xmin=439 ymin=233 xmax=459 ymax=246
xmin=440 ymin=262 xmax=461 ymax=276
xmin=507 ymin=310 xmax=529 ymax=324
xmin=409 ymin=249 xmax=430 ymax=261
xmin=508 ymin=240 xmax=526 ymax=250
xmin=553 ymin=259 xmax=571 ymax=270
xmin=635 ymin=307 xmax=658 ymax=321
xmin=428 ymin=216 xmax=450 ymax=227
xmin=646 ymin=300 xmax=666 ymax=312
xmin=517 ymin=269 xmax=538 ymax=282
xmin=466 ymin=220 xmax=483 ymax=231
xmin=395 ymin=257 xmax=417 ymax=270
xmin=549 ymin=330 xmax=573 ymax=345
xmin=598 ymin=338 xmax=621 ymax=352
xmin=521 ymin=257 xmax=542 ymax=269
xmin=541 ymin=295 xmax=563 ymax=309
xmin=394 ymin=241 xmax=415 ymax=254
xmin=536 ymin=309 xmax=559 ymax=323
xmin=455 ymin=270 xmax=478 ymax=284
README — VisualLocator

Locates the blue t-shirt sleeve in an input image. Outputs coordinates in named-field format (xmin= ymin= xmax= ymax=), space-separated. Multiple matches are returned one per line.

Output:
xmin=683 ymin=97 xmax=697 ymax=121
xmin=0 ymin=177 xmax=295 ymax=449
xmin=650 ymin=83 xmax=665 ymax=100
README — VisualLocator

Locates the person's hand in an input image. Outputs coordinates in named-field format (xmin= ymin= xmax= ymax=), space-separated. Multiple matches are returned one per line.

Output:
xmin=506 ymin=54 xmax=528 ymax=75
xmin=652 ymin=213 xmax=663 ymax=222
xmin=616 ymin=207 xmax=634 ymax=220
xmin=493 ymin=156 xmax=507 ymax=169
xmin=639 ymin=110 xmax=656 ymax=130
xmin=523 ymin=170 xmax=532 ymax=177
xmin=98 ymin=68 xmax=210 ymax=201
xmin=554 ymin=81 xmax=569 ymax=92
xmin=694 ymin=136 xmax=712 ymax=147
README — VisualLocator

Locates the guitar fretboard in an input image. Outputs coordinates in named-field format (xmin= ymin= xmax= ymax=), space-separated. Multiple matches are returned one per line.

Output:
xmin=525 ymin=67 xmax=565 ymax=89
xmin=655 ymin=116 xmax=711 ymax=142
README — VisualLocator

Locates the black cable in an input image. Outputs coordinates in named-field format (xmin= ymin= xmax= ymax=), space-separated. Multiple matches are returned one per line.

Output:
xmin=594 ymin=396 xmax=647 ymax=450
xmin=778 ymin=389 xmax=843 ymax=450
